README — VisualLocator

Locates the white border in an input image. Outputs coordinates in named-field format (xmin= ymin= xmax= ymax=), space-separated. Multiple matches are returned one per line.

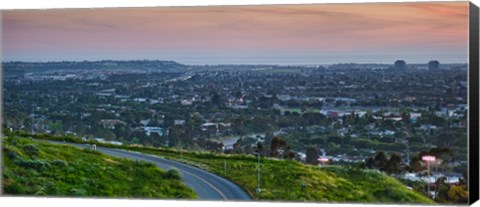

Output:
xmin=0 ymin=0 xmax=476 ymax=10
xmin=0 ymin=0 xmax=479 ymax=207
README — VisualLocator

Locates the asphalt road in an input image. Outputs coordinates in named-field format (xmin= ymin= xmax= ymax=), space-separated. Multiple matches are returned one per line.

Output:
xmin=51 ymin=142 xmax=252 ymax=200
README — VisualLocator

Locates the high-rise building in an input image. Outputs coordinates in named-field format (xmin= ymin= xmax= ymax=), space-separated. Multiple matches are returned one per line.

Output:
xmin=428 ymin=60 xmax=440 ymax=70
xmin=394 ymin=60 xmax=406 ymax=71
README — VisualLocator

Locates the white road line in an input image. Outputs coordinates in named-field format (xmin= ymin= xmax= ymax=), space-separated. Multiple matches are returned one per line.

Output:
xmin=180 ymin=169 xmax=228 ymax=200
xmin=103 ymin=148 xmax=229 ymax=200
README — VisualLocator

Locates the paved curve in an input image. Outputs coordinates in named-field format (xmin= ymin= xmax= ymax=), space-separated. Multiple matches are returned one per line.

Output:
xmin=49 ymin=141 xmax=251 ymax=200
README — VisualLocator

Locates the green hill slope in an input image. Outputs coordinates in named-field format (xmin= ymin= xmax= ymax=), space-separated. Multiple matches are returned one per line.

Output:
xmin=2 ymin=137 xmax=196 ymax=199
xmin=2 ymin=132 xmax=434 ymax=203
xmin=133 ymin=148 xmax=435 ymax=204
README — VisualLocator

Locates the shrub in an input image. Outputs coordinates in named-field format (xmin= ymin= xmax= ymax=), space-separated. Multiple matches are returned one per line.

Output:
xmin=51 ymin=159 xmax=68 ymax=167
xmin=164 ymin=169 xmax=182 ymax=180
xmin=135 ymin=160 xmax=155 ymax=168
xmin=23 ymin=144 xmax=40 ymax=157
xmin=33 ymin=133 xmax=51 ymax=139
xmin=34 ymin=190 xmax=47 ymax=196
xmin=82 ymin=148 xmax=102 ymax=155
xmin=4 ymin=147 xmax=21 ymax=160
xmin=5 ymin=137 xmax=17 ymax=145
xmin=3 ymin=181 xmax=26 ymax=194
xmin=16 ymin=159 xmax=50 ymax=171
xmin=69 ymin=188 xmax=88 ymax=196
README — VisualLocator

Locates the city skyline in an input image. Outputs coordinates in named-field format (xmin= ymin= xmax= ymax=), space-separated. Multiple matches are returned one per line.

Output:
xmin=2 ymin=2 xmax=469 ymax=65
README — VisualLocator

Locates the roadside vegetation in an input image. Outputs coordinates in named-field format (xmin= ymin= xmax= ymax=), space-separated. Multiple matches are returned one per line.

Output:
xmin=7 ymin=131 xmax=434 ymax=204
xmin=3 ymin=131 xmax=436 ymax=203
xmin=2 ymin=135 xmax=196 ymax=199
xmin=134 ymin=147 xmax=435 ymax=203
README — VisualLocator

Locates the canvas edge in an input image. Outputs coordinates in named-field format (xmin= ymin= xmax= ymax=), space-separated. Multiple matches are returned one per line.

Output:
xmin=469 ymin=1 xmax=480 ymax=205
xmin=0 ymin=11 xmax=4 ymax=196
xmin=0 ymin=2 xmax=476 ymax=206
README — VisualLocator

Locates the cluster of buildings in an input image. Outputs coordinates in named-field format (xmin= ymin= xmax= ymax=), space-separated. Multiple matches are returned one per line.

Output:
xmin=394 ymin=60 xmax=442 ymax=71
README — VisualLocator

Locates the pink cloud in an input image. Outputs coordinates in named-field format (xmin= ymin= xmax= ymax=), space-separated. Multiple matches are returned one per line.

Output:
xmin=2 ymin=2 xmax=469 ymax=62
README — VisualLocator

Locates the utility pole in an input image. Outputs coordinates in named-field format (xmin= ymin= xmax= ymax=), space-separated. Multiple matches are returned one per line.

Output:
xmin=178 ymin=140 xmax=183 ymax=159
xmin=224 ymin=159 xmax=227 ymax=175
xmin=422 ymin=155 xmax=436 ymax=199
xmin=256 ymin=151 xmax=261 ymax=193
xmin=403 ymin=139 xmax=410 ymax=164
xmin=31 ymin=105 xmax=35 ymax=135
xmin=428 ymin=160 xmax=431 ymax=196
xmin=256 ymin=142 xmax=262 ymax=193
xmin=406 ymin=141 xmax=410 ymax=164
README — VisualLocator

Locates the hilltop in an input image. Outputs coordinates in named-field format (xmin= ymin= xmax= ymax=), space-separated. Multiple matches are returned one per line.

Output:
xmin=2 ymin=60 xmax=187 ymax=77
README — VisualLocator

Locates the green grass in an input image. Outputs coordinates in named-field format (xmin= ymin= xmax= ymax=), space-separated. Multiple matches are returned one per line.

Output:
xmin=132 ymin=148 xmax=435 ymax=204
xmin=279 ymin=108 xmax=303 ymax=113
xmin=5 ymin=132 xmax=434 ymax=203
xmin=279 ymin=108 xmax=321 ymax=114
xmin=2 ymin=136 xmax=196 ymax=199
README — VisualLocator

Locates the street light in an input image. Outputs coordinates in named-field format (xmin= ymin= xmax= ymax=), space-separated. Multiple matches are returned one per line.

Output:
xmin=31 ymin=105 xmax=35 ymax=135
xmin=256 ymin=151 xmax=261 ymax=193
xmin=422 ymin=155 xmax=436 ymax=198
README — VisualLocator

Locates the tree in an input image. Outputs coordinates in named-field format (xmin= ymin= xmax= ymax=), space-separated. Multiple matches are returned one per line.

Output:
xmin=417 ymin=147 xmax=452 ymax=172
xmin=150 ymin=132 xmax=166 ymax=147
xmin=306 ymin=147 xmax=319 ymax=165
xmin=374 ymin=151 xmax=388 ymax=170
xmin=283 ymin=146 xmax=296 ymax=159
xmin=365 ymin=157 xmax=376 ymax=169
xmin=234 ymin=90 xmax=242 ymax=99
xmin=302 ymin=112 xmax=326 ymax=126
xmin=408 ymin=156 xmax=425 ymax=172
xmin=252 ymin=116 xmax=273 ymax=132
xmin=257 ymin=142 xmax=264 ymax=156
xmin=257 ymin=96 xmax=273 ymax=109
xmin=327 ymin=136 xmax=342 ymax=145
xmin=384 ymin=153 xmax=403 ymax=174
xmin=211 ymin=93 xmax=223 ymax=108
xmin=434 ymin=177 xmax=448 ymax=202
xmin=447 ymin=185 xmax=468 ymax=203
xmin=244 ymin=144 xmax=254 ymax=154
xmin=233 ymin=142 xmax=243 ymax=154
xmin=436 ymin=133 xmax=454 ymax=148
xmin=409 ymin=136 xmax=424 ymax=144
xmin=365 ymin=152 xmax=405 ymax=174
xmin=270 ymin=137 xmax=287 ymax=158
xmin=231 ymin=117 xmax=243 ymax=135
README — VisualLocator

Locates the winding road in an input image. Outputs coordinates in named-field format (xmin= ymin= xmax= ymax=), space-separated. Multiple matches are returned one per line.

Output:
xmin=50 ymin=142 xmax=252 ymax=200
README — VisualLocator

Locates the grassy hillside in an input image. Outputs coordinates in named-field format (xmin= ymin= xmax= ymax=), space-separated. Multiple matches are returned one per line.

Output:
xmin=2 ymin=136 xmax=196 ymax=199
xmin=3 ymin=132 xmax=434 ymax=203
xmin=133 ymin=148 xmax=435 ymax=204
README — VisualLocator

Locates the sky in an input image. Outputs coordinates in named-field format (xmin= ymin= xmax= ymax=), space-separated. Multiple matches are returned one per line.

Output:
xmin=1 ymin=2 xmax=470 ymax=65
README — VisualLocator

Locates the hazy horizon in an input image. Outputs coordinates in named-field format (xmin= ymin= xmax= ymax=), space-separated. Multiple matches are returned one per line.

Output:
xmin=2 ymin=2 xmax=469 ymax=65
xmin=0 ymin=58 xmax=468 ymax=66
